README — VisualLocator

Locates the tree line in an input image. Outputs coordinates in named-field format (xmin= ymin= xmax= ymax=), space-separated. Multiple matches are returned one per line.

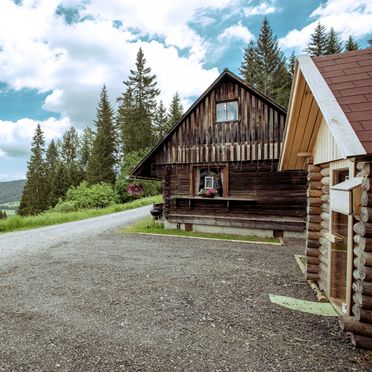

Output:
xmin=19 ymin=18 xmax=367 ymax=215
xmin=19 ymin=48 xmax=183 ymax=215
xmin=239 ymin=18 xmax=365 ymax=108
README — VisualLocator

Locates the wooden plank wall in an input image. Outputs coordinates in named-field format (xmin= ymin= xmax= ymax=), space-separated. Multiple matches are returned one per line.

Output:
xmin=164 ymin=161 xmax=307 ymax=224
xmin=153 ymin=76 xmax=286 ymax=165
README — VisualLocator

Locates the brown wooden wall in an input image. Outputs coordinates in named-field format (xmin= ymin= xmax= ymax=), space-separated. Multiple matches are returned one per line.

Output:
xmin=163 ymin=161 xmax=307 ymax=231
xmin=152 ymin=75 xmax=286 ymax=165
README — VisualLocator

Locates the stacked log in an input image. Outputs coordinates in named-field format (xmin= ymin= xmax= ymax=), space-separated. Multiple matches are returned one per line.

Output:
xmin=318 ymin=164 xmax=330 ymax=291
xmin=163 ymin=166 xmax=172 ymax=217
xmin=349 ymin=161 xmax=372 ymax=349
xmin=305 ymin=165 xmax=322 ymax=281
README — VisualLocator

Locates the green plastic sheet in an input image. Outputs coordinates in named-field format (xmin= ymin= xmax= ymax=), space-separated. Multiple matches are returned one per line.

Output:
xmin=269 ymin=294 xmax=338 ymax=317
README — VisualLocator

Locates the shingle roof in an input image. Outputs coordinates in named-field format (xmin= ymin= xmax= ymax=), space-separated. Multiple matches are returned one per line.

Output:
xmin=313 ymin=49 xmax=372 ymax=152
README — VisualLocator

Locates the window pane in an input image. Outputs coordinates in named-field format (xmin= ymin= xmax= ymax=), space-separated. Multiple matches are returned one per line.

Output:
xmin=216 ymin=103 xmax=226 ymax=122
xmin=227 ymin=101 xmax=238 ymax=121
xmin=205 ymin=176 xmax=214 ymax=188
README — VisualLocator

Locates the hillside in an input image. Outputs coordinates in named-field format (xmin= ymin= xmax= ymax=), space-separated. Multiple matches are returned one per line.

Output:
xmin=0 ymin=180 xmax=26 ymax=204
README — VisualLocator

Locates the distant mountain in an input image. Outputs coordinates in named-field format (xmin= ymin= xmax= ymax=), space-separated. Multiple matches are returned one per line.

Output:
xmin=0 ymin=179 xmax=26 ymax=204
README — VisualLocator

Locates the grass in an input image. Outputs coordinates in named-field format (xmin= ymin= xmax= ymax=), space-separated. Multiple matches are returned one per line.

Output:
xmin=0 ymin=195 xmax=162 ymax=234
xmin=1 ymin=209 xmax=16 ymax=216
xmin=122 ymin=217 xmax=281 ymax=244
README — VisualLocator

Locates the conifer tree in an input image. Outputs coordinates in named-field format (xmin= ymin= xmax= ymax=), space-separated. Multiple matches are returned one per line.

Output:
xmin=167 ymin=92 xmax=184 ymax=128
xmin=45 ymin=140 xmax=59 ymax=207
xmin=153 ymin=100 xmax=169 ymax=141
xmin=345 ymin=36 xmax=359 ymax=51
xmin=87 ymin=84 xmax=117 ymax=185
xmin=18 ymin=124 xmax=48 ymax=215
xmin=60 ymin=126 xmax=82 ymax=188
xmin=117 ymin=48 xmax=160 ymax=154
xmin=79 ymin=127 xmax=95 ymax=180
xmin=239 ymin=40 xmax=259 ymax=87
xmin=288 ymin=50 xmax=296 ymax=78
xmin=305 ymin=22 xmax=327 ymax=56
xmin=51 ymin=162 xmax=69 ymax=203
xmin=255 ymin=18 xmax=291 ymax=106
xmin=325 ymin=27 xmax=343 ymax=54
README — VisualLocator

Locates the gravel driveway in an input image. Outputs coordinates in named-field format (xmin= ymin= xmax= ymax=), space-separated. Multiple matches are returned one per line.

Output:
xmin=0 ymin=208 xmax=371 ymax=371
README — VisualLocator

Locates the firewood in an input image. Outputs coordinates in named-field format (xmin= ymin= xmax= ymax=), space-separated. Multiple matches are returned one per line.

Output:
xmin=340 ymin=317 xmax=372 ymax=337
xmin=351 ymin=333 xmax=372 ymax=349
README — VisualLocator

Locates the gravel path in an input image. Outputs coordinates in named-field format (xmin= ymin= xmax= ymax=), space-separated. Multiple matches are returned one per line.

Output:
xmin=0 ymin=211 xmax=371 ymax=370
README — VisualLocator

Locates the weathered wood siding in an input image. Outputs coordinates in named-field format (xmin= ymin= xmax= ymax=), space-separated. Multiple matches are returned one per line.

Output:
xmin=163 ymin=161 xmax=307 ymax=231
xmin=153 ymin=75 xmax=286 ymax=165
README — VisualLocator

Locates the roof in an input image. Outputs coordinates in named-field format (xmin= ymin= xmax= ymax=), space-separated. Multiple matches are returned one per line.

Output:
xmin=131 ymin=69 xmax=287 ymax=178
xmin=313 ymin=49 xmax=372 ymax=152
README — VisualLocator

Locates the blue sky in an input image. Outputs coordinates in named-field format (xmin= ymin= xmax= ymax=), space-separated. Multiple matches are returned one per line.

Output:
xmin=0 ymin=0 xmax=371 ymax=181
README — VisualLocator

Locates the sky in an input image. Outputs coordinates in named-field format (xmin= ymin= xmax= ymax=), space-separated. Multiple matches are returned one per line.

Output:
xmin=0 ymin=0 xmax=371 ymax=181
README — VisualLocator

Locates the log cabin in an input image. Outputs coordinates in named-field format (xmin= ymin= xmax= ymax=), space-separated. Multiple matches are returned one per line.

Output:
xmin=279 ymin=48 xmax=372 ymax=349
xmin=131 ymin=69 xmax=307 ymax=238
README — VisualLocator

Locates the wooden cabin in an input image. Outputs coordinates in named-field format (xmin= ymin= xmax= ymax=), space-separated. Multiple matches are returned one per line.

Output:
xmin=279 ymin=48 xmax=372 ymax=349
xmin=131 ymin=69 xmax=307 ymax=238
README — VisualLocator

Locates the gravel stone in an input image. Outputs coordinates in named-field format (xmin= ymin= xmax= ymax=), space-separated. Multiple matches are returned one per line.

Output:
xmin=0 ymin=207 xmax=371 ymax=370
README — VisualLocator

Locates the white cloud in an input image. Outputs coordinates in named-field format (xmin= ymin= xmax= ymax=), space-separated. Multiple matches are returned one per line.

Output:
xmin=0 ymin=117 xmax=71 ymax=158
xmin=279 ymin=0 xmax=372 ymax=50
xmin=244 ymin=2 xmax=276 ymax=16
xmin=218 ymin=21 xmax=254 ymax=44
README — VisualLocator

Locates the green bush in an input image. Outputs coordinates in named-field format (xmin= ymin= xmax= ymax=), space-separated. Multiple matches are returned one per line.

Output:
xmin=115 ymin=150 xmax=160 ymax=203
xmin=54 ymin=181 xmax=117 ymax=211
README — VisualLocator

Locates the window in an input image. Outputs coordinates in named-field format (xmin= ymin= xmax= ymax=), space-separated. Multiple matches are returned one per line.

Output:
xmin=216 ymin=101 xmax=238 ymax=122
xmin=194 ymin=167 xmax=224 ymax=197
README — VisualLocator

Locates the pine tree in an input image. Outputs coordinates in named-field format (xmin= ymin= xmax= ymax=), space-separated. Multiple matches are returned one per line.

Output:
xmin=345 ymin=36 xmax=359 ymax=51
xmin=239 ymin=40 xmax=259 ymax=87
xmin=45 ymin=140 xmax=59 ymax=207
xmin=79 ymin=127 xmax=95 ymax=180
xmin=255 ymin=18 xmax=291 ymax=106
xmin=51 ymin=162 xmax=69 ymax=203
xmin=60 ymin=127 xmax=82 ymax=188
xmin=306 ymin=22 xmax=327 ymax=56
xmin=18 ymin=124 xmax=48 ymax=215
xmin=325 ymin=27 xmax=343 ymax=55
xmin=153 ymin=100 xmax=169 ymax=141
xmin=117 ymin=48 xmax=160 ymax=154
xmin=288 ymin=50 xmax=296 ymax=78
xmin=167 ymin=92 xmax=184 ymax=127
xmin=87 ymin=84 xmax=117 ymax=185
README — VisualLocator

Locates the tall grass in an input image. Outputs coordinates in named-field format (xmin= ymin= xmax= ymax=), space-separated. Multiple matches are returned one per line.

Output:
xmin=0 ymin=195 xmax=162 ymax=234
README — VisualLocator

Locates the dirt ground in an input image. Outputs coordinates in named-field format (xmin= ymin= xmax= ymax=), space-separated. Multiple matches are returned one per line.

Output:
xmin=0 ymin=231 xmax=371 ymax=371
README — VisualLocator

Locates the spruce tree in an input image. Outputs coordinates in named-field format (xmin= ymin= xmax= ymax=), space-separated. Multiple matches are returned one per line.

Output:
xmin=306 ymin=22 xmax=327 ymax=56
xmin=345 ymin=36 xmax=359 ymax=51
xmin=87 ymin=84 xmax=117 ymax=185
xmin=288 ymin=50 xmax=296 ymax=78
xmin=117 ymin=48 xmax=160 ymax=154
xmin=167 ymin=92 xmax=184 ymax=127
xmin=45 ymin=140 xmax=59 ymax=207
xmin=239 ymin=40 xmax=259 ymax=87
xmin=18 ymin=124 xmax=48 ymax=215
xmin=60 ymin=127 xmax=82 ymax=188
xmin=255 ymin=18 xmax=291 ymax=106
xmin=79 ymin=127 xmax=95 ymax=180
xmin=153 ymin=100 xmax=169 ymax=141
xmin=325 ymin=27 xmax=343 ymax=54
xmin=51 ymin=162 xmax=69 ymax=203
